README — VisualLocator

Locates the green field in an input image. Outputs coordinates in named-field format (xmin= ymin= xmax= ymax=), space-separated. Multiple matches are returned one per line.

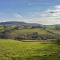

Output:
xmin=0 ymin=39 xmax=60 ymax=60
xmin=5 ymin=28 xmax=49 ymax=37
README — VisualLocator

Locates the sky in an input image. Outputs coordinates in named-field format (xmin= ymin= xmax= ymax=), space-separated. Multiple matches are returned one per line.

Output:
xmin=0 ymin=0 xmax=60 ymax=25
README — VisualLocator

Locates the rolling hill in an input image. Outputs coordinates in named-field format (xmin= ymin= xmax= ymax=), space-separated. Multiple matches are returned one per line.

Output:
xmin=0 ymin=21 xmax=44 ymax=28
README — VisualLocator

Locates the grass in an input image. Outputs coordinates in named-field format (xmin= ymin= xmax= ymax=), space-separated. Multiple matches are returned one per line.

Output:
xmin=0 ymin=39 xmax=60 ymax=60
xmin=12 ymin=28 xmax=49 ymax=35
xmin=49 ymin=30 xmax=60 ymax=35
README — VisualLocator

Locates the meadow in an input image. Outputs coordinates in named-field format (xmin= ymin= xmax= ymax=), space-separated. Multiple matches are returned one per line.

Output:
xmin=0 ymin=26 xmax=60 ymax=60
xmin=0 ymin=39 xmax=60 ymax=60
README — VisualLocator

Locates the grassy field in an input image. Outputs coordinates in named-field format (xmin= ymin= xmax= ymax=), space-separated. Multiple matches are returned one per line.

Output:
xmin=0 ymin=39 xmax=60 ymax=60
xmin=48 ymin=29 xmax=60 ymax=35
xmin=11 ymin=28 xmax=49 ymax=35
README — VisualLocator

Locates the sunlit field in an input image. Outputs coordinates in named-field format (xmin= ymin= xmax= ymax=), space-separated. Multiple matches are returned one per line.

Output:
xmin=0 ymin=39 xmax=60 ymax=60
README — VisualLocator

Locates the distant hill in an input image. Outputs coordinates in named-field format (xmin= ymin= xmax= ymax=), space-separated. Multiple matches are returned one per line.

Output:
xmin=0 ymin=21 xmax=60 ymax=29
xmin=0 ymin=21 xmax=26 ymax=26
xmin=0 ymin=21 xmax=44 ymax=28
xmin=0 ymin=21 xmax=60 ymax=40
xmin=45 ymin=24 xmax=60 ymax=29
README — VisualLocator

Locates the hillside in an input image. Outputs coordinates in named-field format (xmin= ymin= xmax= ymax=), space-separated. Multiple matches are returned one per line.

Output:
xmin=46 ymin=24 xmax=60 ymax=29
xmin=0 ymin=21 xmax=60 ymax=40
xmin=0 ymin=21 xmax=46 ymax=40
xmin=0 ymin=21 xmax=60 ymax=29
xmin=0 ymin=21 xmax=44 ymax=28
xmin=0 ymin=22 xmax=60 ymax=60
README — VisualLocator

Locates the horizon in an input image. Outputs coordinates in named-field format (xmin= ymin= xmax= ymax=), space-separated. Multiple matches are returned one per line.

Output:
xmin=0 ymin=21 xmax=60 ymax=25
xmin=0 ymin=0 xmax=60 ymax=25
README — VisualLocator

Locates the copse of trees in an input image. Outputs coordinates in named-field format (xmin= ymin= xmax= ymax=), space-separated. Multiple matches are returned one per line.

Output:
xmin=0 ymin=31 xmax=59 ymax=40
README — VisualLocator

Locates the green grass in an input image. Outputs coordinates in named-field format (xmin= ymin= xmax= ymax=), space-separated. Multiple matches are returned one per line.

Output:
xmin=0 ymin=39 xmax=60 ymax=60
xmin=49 ymin=30 xmax=60 ymax=35
xmin=15 ymin=28 xmax=48 ymax=34
xmin=10 ymin=28 xmax=49 ymax=36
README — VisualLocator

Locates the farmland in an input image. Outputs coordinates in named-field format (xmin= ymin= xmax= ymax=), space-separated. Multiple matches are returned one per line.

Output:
xmin=0 ymin=22 xmax=60 ymax=60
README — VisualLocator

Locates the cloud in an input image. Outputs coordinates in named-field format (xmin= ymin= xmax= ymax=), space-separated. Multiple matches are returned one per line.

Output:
xmin=55 ymin=5 xmax=60 ymax=9
xmin=0 ymin=5 xmax=60 ymax=25
xmin=31 ymin=5 xmax=60 ymax=25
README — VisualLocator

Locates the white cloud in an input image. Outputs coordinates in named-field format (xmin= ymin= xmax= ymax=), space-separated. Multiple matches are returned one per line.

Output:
xmin=31 ymin=5 xmax=60 ymax=25
xmin=0 ymin=5 xmax=60 ymax=25
xmin=55 ymin=5 xmax=60 ymax=9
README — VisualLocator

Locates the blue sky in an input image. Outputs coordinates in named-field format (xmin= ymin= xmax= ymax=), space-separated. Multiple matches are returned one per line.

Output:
xmin=0 ymin=0 xmax=60 ymax=25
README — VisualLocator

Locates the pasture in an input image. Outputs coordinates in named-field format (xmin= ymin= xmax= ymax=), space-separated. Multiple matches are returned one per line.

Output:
xmin=0 ymin=39 xmax=60 ymax=60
